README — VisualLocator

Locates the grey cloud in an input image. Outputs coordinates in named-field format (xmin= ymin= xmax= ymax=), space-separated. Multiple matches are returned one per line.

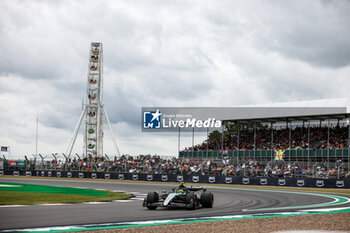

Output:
xmin=1 ymin=0 xmax=350 ymax=156
xmin=255 ymin=1 xmax=350 ymax=68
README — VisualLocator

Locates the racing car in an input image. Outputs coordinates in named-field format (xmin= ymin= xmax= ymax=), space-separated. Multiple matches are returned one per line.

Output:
xmin=143 ymin=183 xmax=214 ymax=210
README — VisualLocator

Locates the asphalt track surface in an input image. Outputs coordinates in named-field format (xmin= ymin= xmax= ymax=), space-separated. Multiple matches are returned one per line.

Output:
xmin=0 ymin=177 xmax=350 ymax=231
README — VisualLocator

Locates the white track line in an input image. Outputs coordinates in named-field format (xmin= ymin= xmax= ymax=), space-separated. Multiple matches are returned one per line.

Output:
xmin=130 ymin=197 xmax=145 ymax=200
xmin=38 ymin=204 xmax=69 ymax=206
xmin=0 ymin=205 xmax=27 ymax=208
xmin=83 ymin=202 xmax=108 ymax=204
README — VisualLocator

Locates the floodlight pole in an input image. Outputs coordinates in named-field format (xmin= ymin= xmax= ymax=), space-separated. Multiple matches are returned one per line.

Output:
xmin=35 ymin=115 xmax=38 ymax=160
xmin=253 ymin=122 xmax=256 ymax=162
xmin=308 ymin=120 xmax=310 ymax=169
xmin=327 ymin=119 xmax=330 ymax=170
xmin=192 ymin=127 xmax=194 ymax=158
xmin=271 ymin=122 xmax=274 ymax=163
xmin=178 ymin=127 xmax=181 ymax=158
xmin=237 ymin=123 xmax=240 ymax=165
xmin=289 ymin=121 xmax=291 ymax=165
xmin=221 ymin=124 xmax=224 ymax=158
xmin=206 ymin=127 xmax=209 ymax=159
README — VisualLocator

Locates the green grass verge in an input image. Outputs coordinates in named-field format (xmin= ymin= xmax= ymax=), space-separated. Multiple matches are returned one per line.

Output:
xmin=0 ymin=182 xmax=132 ymax=205
xmin=0 ymin=182 xmax=109 ymax=196
xmin=0 ymin=190 xmax=131 ymax=205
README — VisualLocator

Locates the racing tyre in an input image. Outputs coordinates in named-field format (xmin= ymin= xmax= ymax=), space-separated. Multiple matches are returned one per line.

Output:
xmin=185 ymin=191 xmax=197 ymax=210
xmin=146 ymin=192 xmax=158 ymax=210
xmin=201 ymin=191 xmax=214 ymax=208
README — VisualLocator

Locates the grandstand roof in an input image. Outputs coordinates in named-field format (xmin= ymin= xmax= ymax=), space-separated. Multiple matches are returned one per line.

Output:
xmin=219 ymin=98 xmax=350 ymax=123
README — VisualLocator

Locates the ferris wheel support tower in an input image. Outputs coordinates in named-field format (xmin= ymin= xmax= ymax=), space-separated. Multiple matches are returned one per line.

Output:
xmin=66 ymin=42 xmax=120 ymax=159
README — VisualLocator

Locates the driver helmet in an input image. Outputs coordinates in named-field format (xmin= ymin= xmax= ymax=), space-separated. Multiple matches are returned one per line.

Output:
xmin=179 ymin=182 xmax=186 ymax=188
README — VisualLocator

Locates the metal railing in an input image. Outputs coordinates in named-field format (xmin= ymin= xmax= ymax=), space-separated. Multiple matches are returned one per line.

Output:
xmin=180 ymin=148 xmax=350 ymax=160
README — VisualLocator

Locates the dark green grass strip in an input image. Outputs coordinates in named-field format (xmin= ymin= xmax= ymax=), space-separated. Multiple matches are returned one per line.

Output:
xmin=0 ymin=190 xmax=131 ymax=205
xmin=0 ymin=182 xmax=107 ymax=196
xmin=0 ymin=182 xmax=132 ymax=205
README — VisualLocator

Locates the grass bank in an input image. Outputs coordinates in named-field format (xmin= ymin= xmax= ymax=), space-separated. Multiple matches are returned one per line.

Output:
xmin=0 ymin=182 xmax=131 ymax=205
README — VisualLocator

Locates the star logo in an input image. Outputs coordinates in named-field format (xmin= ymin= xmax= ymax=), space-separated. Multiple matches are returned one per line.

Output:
xmin=143 ymin=109 xmax=162 ymax=129
xmin=150 ymin=109 xmax=162 ymax=122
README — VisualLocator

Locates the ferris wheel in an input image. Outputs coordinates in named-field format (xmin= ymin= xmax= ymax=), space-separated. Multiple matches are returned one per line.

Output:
xmin=66 ymin=42 xmax=120 ymax=159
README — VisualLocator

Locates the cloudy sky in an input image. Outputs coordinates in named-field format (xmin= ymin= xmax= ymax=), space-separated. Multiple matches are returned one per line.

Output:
xmin=1 ymin=0 xmax=350 ymax=159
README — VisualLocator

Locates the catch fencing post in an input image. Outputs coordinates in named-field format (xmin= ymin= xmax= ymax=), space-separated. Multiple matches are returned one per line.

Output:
xmin=271 ymin=122 xmax=274 ymax=162
xmin=254 ymin=122 xmax=256 ymax=162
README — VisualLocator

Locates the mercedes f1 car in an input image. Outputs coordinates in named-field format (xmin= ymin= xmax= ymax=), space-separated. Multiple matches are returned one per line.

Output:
xmin=143 ymin=185 xmax=214 ymax=210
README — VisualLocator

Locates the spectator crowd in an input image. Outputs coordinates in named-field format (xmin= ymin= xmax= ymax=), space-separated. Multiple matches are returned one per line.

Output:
xmin=183 ymin=125 xmax=349 ymax=152
xmin=4 ymin=125 xmax=350 ymax=179
xmin=9 ymin=154 xmax=349 ymax=179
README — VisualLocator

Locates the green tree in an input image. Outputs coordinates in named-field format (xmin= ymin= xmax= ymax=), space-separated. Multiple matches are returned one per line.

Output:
xmin=208 ymin=130 xmax=222 ymax=142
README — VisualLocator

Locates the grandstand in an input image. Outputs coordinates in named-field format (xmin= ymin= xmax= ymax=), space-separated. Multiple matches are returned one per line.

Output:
xmin=180 ymin=98 xmax=350 ymax=170
xmin=3 ymin=98 xmax=350 ymax=179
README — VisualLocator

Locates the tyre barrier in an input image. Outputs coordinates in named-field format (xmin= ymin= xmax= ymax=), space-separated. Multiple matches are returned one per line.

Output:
xmin=1 ymin=170 xmax=349 ymax=188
